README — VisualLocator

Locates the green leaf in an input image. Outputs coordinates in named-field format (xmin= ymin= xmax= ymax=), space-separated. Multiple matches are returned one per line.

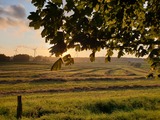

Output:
xmin=63 ymin=54 xmax=74 ymax=66
xmin=41 ymin=28 xmax=48 ymax=38
xmin=65 ymin=58 xmax=74 ymax=66
xmin=106 ymin=49 xmax=113 ymax=56
xmin=51 ymin=54 xmax=74 ymax=70
xmin=63 ymin=54 xmax=71 ymax=62
xmin=105 ymin=55 xmax=111 ymax=63
xmin=149 ymin=49 xmax=159 ymax=58
xmin=94 ymin=4 xmax=100 ymax=11
xmin=151 ymin=62 xmax=160 ymax=70
xmin=90 ymin=52 xmax=95 ymax=62
xmin=151 ymin=62 xmax=156 ymax=70
xmin=51 ymin=58 xmax=63 ymax=70
xmin=51 ymin=0 xmax=62 ymax=6
xmin=118 ymin=50 xmax=125 ymax=58
xmin=28 ymin=11 xmax=42 ymax=29
xmin=29 ymin=21 xmax=41 ymax=29
xmin=75 ymin=45 xmax=81 ymax=52
xmin=49 ymin=42 xmax=67 ymax=57
xmin=65 ymin=0 xmax=74 ymax=11
xmin=31 ymin=0 xmax=46 ymax=8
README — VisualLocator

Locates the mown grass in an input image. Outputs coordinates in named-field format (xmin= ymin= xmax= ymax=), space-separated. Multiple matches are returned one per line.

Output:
xmin=0 ymin=60 xmax=155 ymax=95
xmin=0 ymin=78 xmax=160 ymax=95
xmin=0 ymin=58 xmax=159 ymax=119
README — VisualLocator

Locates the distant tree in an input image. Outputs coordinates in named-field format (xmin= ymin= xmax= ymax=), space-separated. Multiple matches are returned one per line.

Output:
xmin=28 ymin=0 xmax=160 ymax=70
xmin=13 ymin=54 xmax=30 ymax=62
xmin=0 ymin=54 xmax=10 ymax=62
xmin=42 ymin=56 xmax=50 ymax=62
xmin=33 ymin=55 xmax=43 ymax=62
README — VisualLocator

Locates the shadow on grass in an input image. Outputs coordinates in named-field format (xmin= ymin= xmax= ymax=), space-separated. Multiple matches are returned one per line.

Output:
xmin=0 ymin=76 xmax=147 ymax=85
xmin=87 ymin=97 xmax=160 ymax=114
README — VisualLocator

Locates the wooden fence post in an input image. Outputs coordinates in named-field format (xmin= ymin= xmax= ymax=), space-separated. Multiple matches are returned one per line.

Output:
xmin=17 ymin=95 xmax=22 ymax=119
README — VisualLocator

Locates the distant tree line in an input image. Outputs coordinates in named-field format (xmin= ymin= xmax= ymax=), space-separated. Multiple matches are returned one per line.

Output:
xmin=0 ymin=54 xmax=10 ymax=62
xmin=0 ymin=54 xmax=55 ymax=62
xmin=12 ymin=54 xmax=30 ymax=62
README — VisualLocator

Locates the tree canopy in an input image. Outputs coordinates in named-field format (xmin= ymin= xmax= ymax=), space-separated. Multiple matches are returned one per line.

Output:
xmin=28 ymin=0 xmax=160 ymax=71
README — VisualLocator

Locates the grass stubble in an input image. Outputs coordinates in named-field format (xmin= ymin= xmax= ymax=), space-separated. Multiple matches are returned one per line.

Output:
xmin=0 ymin=58 xmax=160 ymax=120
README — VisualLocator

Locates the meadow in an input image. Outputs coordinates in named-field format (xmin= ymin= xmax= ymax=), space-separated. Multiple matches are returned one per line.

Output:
xmin=0 ymin=57 xmax=160 ymax=120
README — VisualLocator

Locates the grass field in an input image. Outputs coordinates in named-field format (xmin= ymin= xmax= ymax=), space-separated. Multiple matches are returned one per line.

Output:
xmin=0 ymin=57 xmax=160 ymax=120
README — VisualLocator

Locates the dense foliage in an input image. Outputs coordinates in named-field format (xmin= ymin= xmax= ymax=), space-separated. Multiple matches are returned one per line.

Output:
xmin=28 ymin=0 xmax=160 ymax=71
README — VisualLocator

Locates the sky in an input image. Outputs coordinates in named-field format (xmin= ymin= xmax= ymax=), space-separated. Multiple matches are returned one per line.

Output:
xmin=0 ymin=0 xmax=104 ymax=57
xmin=0 ymin=0 xmax=54 ymax=57
xmin=0 ymin=0 xmax=134 ymax=58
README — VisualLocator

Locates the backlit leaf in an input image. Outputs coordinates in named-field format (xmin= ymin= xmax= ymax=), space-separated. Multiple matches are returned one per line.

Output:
xmin=51 ymin=58 xmax=63 ymax=70
xmin=63 ymin=54 xmax=74 ymax=66
xmin=51 ymin=0 xmax=62 ymax=6
xmin=106 ymin=49 xmax=113 ymax=56
xmin=90 ymin=52 xmax=95 ymax=62
xmin=65 ymin=58 xmax=74 ymax=66
xmin=105 ymin=55 xmax=111 ymax=63
xmin=63 ymin=54 xmax=71 ymax=62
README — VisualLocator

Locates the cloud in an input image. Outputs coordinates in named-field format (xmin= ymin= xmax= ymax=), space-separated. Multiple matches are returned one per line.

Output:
xmin=0 ymin=16 xmax=28 ymax=30
xmin=0 ymin=4 xmax=26 ymax=19
xmin=25 ymin=0 xmax=31 ymax=2
xmin=0 ymin=4 xmax=27 ymax=30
